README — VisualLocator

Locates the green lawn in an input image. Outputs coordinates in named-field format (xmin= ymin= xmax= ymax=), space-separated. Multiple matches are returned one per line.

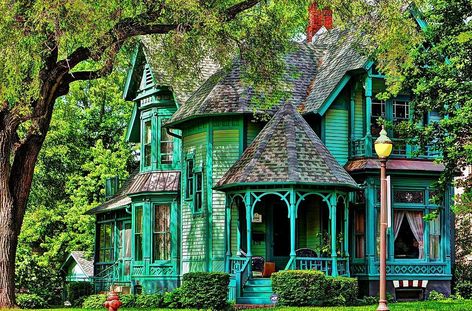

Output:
xmin=12 ymin=299 xmax=471 ymax=311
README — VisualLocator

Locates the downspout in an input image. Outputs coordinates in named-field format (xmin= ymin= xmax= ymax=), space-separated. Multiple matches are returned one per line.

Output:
xmin=166 ymin=128 xmax=182 ymax=139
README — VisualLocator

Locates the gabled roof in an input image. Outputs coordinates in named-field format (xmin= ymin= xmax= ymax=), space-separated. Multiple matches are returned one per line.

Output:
xmin=86 ymin=170 xmax=180 ymax=214
xmin=304 ymin=29 xmax=368 ymax=114
xmin=215 ymin=103 xmax=358 ymax=190
xmin=164 ymin=29 xmax=367 ymax=126
xmin=61 ymin=251 xmax=94 ymax=277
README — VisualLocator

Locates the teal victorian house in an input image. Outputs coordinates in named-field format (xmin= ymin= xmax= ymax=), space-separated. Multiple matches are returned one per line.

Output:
xmin=87 ymin=4 xmax=453 ymax=304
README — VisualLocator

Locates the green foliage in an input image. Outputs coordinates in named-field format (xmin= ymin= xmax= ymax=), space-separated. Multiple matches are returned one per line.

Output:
xmin=119 ymin=294 xmax=136 ymax=308
xmin=179 ymin=272 xmax=230 ymax=310
xmin=428 ymin=290 xmax=446 ymax=301
xmin=455 ymin=281 xmax=472 ymax=299
xmin=163 ymin=288 xmax=183 ymax=309
xmin=272 ymin=271 xmax=359 ymax=307
xmin=15 ymin=254 xmax=63 ymax=305
xmin=134 ymin=293 xmax=164 ymax=308
xmin=15 ymin=293 xmax=47 ymax=309
xmin=64 ymin=282 xmax=93 ymax=307
xmin=82 ymin=294 xmax=107 ymax=309
xmin=324 ymin=277 xmax=358 ymax=306
xmin=272 ymin=270 xmax=327 ymax=306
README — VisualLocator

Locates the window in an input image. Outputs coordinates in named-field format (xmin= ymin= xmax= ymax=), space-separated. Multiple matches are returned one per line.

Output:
xmin=135 ymin=207 xmax=143 ymax=261
xmin=153 ymin=205 xmax=171 ymax=261
xmin=99 ymin=222 xmax=114 ymax=262
xmin=429 ymin=215 xmax=441 ymax=260
xmin=143 ymin=120 xmax=152 ymax=168
xmin=185 ymin=158 xmax=194 ymax=199
xmin=393 ymin=210 xmax=424 ymax=259
xmin=354 ymin=209 xmax=365 ymax=258
xmin=194 ymin=171 xmax=203 ymax=212
xmin=371 ymin=100 xmax=385 ymax=136
xmin=160 ymin=119 xmax=173 ymax=165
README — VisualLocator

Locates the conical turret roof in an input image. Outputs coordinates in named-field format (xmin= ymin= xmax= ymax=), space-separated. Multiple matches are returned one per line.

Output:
xmin=215 ymin=103 xmax=358 ymax=190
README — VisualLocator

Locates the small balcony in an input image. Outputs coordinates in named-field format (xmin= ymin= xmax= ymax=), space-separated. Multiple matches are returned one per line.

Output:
xmin=349 ymin=137 xmax=441 ymax=160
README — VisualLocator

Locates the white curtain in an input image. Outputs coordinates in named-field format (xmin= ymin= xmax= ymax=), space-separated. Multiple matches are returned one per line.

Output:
xmin=406 ymin=211 xmax=424 ymax=259
xmin=393 ymin=211 xmax=405 ymax=240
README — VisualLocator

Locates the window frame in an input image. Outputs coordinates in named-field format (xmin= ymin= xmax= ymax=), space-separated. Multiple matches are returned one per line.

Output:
xmin=141 ymin=116 xmax=153 ymax=171
xmin=159 ymin=117 xmax=174 ymax=166
xmin=185 ymin=154 xmax=195 ymax=201
xmin=193 ymin=168 xmax=203 ymax=214
xmin=134 ymin=205 xmax=144 ymax=262
xmin=98 ymin=222 xmax=114 ymax=263
xmin=152 ymin=203 xmax=171 ymax=262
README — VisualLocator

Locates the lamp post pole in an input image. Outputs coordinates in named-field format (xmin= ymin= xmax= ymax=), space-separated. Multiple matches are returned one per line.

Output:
xmin=377 ymin=158 xmax=389 ymax=311
xmin=374 ymin=125 xmax=392 ymax=311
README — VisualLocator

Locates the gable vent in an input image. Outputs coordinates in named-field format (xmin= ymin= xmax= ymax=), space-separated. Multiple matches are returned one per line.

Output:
xmin=144 ymin=66 xmax=153 ymax=87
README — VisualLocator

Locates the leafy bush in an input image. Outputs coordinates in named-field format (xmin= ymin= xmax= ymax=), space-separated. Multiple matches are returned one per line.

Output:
xmin=179 ymin=272 xmax=230 ymax=310
xmin=119 ymin=294 xmax=136 ymax=307
xmin=64 ymin=281 xmax=93 ymax=306
xmin=356 ymin=296 xmax=378 ymax=305
xmin=134 ymin=293 xmax=164 ymax=308
xmin=15 ymin=254 xmax=63 ymax=305
xmin=82 ymin=294 xmax=106 ymax=309
xmin=16 ymin=293 xmax=47 ymax=309
xmin=455 ymin=281 xmax=472 ymax=299
xmin=454 ymin=261 xmax=472 ymax=283
xmin=163 ymin=288 xmax=183 ymax=308
xmin=428 ymin=290 xmax=446 ymax=300
xmin=325 ymin=276 xmax=358 ymax=306
xmin=272 ymin=270 xmax=326 ymax=306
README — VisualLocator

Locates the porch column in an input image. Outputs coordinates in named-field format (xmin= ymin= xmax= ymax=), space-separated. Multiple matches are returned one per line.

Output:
xmin=344 ymin=197 xmax=350 ymax=277
xmin=330 ymin=193 xmax=338 ymax=276
xmin=289 ymin=189 xmax=297 ymax=267
xmin=225 ymin=197 xmax=232 ymax=273
xmin=244 ymin=191 xmax=252 ymax=274
xmin=364 ymin=70 xmax=373 ymax=157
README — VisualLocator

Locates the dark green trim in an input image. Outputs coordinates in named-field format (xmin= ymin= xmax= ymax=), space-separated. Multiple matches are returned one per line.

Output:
xmin=214 ymin=181 xmax=360 ymax=191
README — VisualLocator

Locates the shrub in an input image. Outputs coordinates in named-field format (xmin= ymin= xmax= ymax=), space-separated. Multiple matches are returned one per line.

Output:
xmin=163 ymin=288 xmax=183 ymax=308
xmin=325 ymin=276 xmax=358 ymax=306
xmin=64 ymin=281 xmax=93 ymax=306
xmin=119 ymin=294 xmax=136 ymax=307
xmin=179 ymin=272 xmax=230 ymax=310
xmin=82 ymin=294 xmax=106 ymax=309
xmin=454 ymin=261 xmax=472 ymax=283
xmin=134 ymin=293 xmax=164 ymax=308
xmin=428 ymin=290 xmax=446 ymax=301
xmin=455 ymin=281 xmax=472 ymax=299
xmin=16 ymin=293 xmax=47 ymax=309
xmin=272 ymin=270 xmax=326 ymax=306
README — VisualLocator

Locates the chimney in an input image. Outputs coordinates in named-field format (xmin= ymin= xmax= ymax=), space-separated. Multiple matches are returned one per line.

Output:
xmin=307 ymin=2 xmax=333 ymax=42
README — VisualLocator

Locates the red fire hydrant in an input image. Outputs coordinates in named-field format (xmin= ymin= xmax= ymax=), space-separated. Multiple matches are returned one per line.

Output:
xmin=103 ymin=291 xmax=122 ymax=311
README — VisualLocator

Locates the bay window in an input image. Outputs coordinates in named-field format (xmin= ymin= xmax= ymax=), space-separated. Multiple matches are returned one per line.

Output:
xmin=135 ymin=206 xmax=143 ymax=261
xmin=429 ymin=216 xmax=441 ymax=260
xmin=153 ymin=204 xmax=171 ymax=261
xmin=354 ymin=208 xmax=366 ymax=258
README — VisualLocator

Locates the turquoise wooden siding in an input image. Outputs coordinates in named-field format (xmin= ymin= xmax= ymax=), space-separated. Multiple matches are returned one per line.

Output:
xmin=181 ymin=128 xmax=208 ymax=273
xmin=353 ymin=84 xmax=364 ymax=139
xmin=325 ymin=108 xmax=349 ymax=165
xmin=212 ymin=127 xmax=240 ymax=271
xmin=230 ymin=207 xmax=239 ymax=255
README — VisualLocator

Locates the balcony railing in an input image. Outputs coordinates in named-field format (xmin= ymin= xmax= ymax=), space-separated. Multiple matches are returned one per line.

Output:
xmin=349 ymin=137 xmax=441 ymax=160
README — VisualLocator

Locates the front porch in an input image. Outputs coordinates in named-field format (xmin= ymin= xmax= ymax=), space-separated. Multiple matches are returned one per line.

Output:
xmin=224 ymin=188 xmax=351 ymax=278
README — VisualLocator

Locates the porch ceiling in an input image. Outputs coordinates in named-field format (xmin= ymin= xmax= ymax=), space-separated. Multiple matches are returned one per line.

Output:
xmin=215 ymin=103 xmax=358 ymax=191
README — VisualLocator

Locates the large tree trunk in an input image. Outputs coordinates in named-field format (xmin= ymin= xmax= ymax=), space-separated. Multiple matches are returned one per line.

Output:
xmin=0 ymin=196 xmax=18 ymax=308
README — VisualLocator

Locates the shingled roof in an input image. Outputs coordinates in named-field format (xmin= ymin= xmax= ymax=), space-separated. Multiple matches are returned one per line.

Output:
xmin=167 ymin=42 xmax=318 ymax=126
xmin=215 ymin=103 xmax=358 ymax=190
xmin=163 ymin=28 xmax=367 ymax=126
xmin=87 ymin=170 xmax=180 ymax=214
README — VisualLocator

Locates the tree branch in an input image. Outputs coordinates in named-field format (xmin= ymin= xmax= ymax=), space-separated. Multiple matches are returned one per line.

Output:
xmin=224 ymin=0 xmax=260 ymax=21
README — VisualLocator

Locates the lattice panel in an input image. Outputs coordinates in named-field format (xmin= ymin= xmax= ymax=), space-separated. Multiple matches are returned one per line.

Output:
xmin=133 ymin=266 xmax=145 ymax=276
xmin=351 ymin=264 xmax=367 ymax=274
xmin=150 ymin=266 xmax=174 ymax=276
xmin=378 ymin=264 xmax=445 ymax=275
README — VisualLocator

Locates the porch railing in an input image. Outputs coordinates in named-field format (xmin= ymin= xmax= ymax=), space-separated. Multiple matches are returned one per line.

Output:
xmin=349 ymin=137 xmax=441 ymax=159
xmin=292 ymin=257 xmax=350 ymax=276
xmin=229 ymin=257 xmax=249 ymax=275
xmin=93 ymin=261 xmax=119 ymax=292
xmin=231 ymin=257 xmax=250 ymax=299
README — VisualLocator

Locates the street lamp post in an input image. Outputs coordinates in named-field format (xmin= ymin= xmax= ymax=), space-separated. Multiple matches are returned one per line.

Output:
xmin=374 ymin=126 xmax=393 ymax=311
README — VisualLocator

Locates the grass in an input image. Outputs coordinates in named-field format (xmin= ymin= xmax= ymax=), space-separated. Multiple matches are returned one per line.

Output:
xmin=11 ymin=300 xmax=472 ymax=310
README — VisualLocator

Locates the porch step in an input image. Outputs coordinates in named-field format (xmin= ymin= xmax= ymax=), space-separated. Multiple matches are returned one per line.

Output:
xmin=238 ymin=278 xmax=273 ymax=305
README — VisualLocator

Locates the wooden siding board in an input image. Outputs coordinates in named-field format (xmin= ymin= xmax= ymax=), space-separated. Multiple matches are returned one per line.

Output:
xmin=212 ymin=129 xmax=241 ymax=271
xmin=325 ymin=108 xmax=349 ymax=165
xmin=354 ymin=84 xmax=364 ymax=139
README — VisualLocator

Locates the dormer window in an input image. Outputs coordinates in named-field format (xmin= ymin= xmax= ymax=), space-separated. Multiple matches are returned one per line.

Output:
xmin=143 ymin=119 xmax=152 ymax=168
xmin=160 ymin=118 xmax=173 ymax=165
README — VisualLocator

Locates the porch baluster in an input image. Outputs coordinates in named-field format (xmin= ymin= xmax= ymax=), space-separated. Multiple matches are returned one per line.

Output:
xmin=289 ymin=189 xmax=296 ymax=269
xmin=244 ymin=191 xmax=252 ymax=275
xmin=330 ymin=193 xmax=338 ymax=276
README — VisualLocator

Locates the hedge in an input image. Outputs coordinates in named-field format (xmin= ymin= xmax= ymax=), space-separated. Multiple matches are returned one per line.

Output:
xmin=325 ymin=276 xmax=358 ymax=306
xmin=272 ymin=270 xmax=327 ymax=306
xmin=179 ymin=272 xmax=230 ymax=310
xmin=272 ymin=270 xmax=359 ymax=307
xmin=16 ymin=293 xmax=47 ymax=309
xmin=82 ymin=294 xmax=106 ymax=309
xmin=455 ymin=281 xmax=472 ymax=299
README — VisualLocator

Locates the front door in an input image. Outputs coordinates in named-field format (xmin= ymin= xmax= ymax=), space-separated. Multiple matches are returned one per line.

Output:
xmin=268 ymin=202 xmax=290 ymax=270
xmin=119 ymin=221 xmax=132 ymax=282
